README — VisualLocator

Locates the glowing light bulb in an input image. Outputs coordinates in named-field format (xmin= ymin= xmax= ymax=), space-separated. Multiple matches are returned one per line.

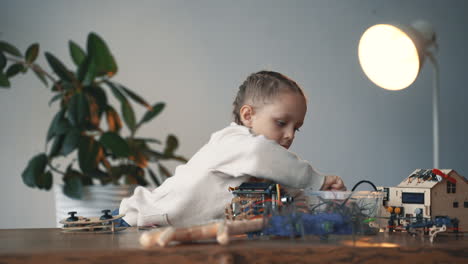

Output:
xmin=358 ymin=24 xmax=420 ymax=90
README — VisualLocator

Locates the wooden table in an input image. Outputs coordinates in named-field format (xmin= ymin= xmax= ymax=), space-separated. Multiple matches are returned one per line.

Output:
xmin=0 ymin=228 xmax=467 ymax=263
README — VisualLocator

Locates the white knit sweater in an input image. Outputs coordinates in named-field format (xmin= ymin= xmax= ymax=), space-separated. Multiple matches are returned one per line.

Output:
xmin=119 ymin=123 xmax=325 ymax=227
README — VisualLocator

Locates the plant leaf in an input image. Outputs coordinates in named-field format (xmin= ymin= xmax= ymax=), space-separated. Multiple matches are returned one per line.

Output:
xmin=63 ymin=172 xmax=84 ymax=199
xmin=121 ymin=100 xmax=136 ymax=132
xmin=158 ymin=163 xmax=172 ymax=181
xmin=0 ymin=41 xmax=22 ymax=57
xmin=0 ymin=52 xmax=6 ymax=70
xmin=65 ymin=167 xmax=93 ymax=186
xmin=86 ymin=85 xmax=107 ymax=117
xmin=44 ymin=52 xmax=72 ymax=82
xmin=61 ymin=128 xmax=80 ymax=156
xmin=36 ymin=171 xmax=53 ymax=190
xmin=25 ymin=43 xmax=39 ymax=64
xmin=106 ymin=80 xmax=125 ymax=101
xmin=106 ymin=81 xmax=136 ymax=132
xmin=164 ymin=134 xmax=179 ymax=155
xmin=147 ymin=167 xmax=161 ymax=186
xmin=55 ymin=120 xmax=70 ymax=135
xmin=139 ymin=102 xmax=165 ymax=126
xmin=145 ymin=149 xmax=165 ymax=161
xmin=21 ymin=153 xmax=48 ymax=188
xmin=6 ymin=63 xmax=25 ymax=78
xmin=171 ymin=155 xmax=188 ymax=163
xmin=109 ymin=165 xmax=125 ymax=182
xmin=105 ymin=105 xmax=122 ymax=132
xmin=52 ymin=80 xmax=74 ymax=92
xmin=69 ymin=41 xmax=86 ymax=66
xmin=68 ymin=92 xmax=90 ymax=127
xmin=88 ymin=169 xmax=111 ymax=185
xmin=134 ymin=170 xmax=148 ymax=186
xmin=87 ymin=32 xmax=117 ymax=77
xmin=86 ymin=96 xmax=100 ymax=129
xmin=33 ymin=68 xmax=48 ymax=87
xmin=46 ymin=108 xmax=69 ymax=142
xmin=47 ymin=110 xmax=64 ymax=142
xmin=100 ymin=132 xmax=130 ymax=157
xmin=87 ymin=168 xmax=108 ymax=179
xmin=123 ymin=165 xmax=147 ymax=186
xmin=130 ymin=150 xmax=148 ymax=168
xmin=77 ymin=55 xmax=96 ymax=86
xmin=128 ymin=138 xmax=150 ymax=152
xmin=49 ymin=134 xmax=65 ymax=158
xmin=119 ymin=84 xmax=151 ymax=109
xmin=48 ymin=93 xmax=62 ymax=106
xmin=136 ymin=137 xmax=161 ymax=144
xmin=82 ymin=176 xmax=93 ymax=186
xmin=0 ymin=72 xmax=10 ymax=88
xmin=78 ymin=136 xmax=100 ymax=173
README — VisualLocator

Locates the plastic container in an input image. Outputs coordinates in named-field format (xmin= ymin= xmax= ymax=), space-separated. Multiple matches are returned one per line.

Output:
xmin=261 ymin=190 xmax=384 ymax=238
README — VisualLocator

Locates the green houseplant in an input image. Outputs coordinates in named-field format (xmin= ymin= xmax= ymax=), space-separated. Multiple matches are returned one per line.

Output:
xmin=0 ymin=32 xmax=187 ymax=199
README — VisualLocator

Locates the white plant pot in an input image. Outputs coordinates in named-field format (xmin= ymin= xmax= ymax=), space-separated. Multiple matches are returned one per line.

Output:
xmin=54 ymin=184 xmax=136 ymax=227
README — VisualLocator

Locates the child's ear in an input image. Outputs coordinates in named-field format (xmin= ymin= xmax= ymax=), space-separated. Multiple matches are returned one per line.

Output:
xmin=239 ymin=105 xmax=254 ymax=127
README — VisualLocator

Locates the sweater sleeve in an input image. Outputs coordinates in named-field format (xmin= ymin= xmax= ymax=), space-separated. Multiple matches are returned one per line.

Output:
xmin=209 ymin=126 xmax=325 ymax=190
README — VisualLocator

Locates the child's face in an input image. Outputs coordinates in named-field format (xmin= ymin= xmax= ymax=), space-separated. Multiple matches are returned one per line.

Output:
xmin=246 ymin=91 xmax=307 ymax=149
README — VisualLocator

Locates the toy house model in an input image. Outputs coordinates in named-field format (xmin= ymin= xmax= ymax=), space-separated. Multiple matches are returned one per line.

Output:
xmin=378 ymin=169 xmax=468 ymax=232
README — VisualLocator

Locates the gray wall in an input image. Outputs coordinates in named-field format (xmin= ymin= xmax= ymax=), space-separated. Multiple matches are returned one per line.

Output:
xmin=1 ymin=0 xmax=467 ymax=228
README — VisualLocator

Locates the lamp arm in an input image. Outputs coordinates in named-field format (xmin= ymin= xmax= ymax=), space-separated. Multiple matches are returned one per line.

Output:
xmin=426 ymin=52 xmax=440 ymax=169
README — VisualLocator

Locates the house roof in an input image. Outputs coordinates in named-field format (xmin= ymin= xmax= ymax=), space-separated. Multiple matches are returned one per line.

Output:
xmin=397 ymin=169 xmax=454 ymax=188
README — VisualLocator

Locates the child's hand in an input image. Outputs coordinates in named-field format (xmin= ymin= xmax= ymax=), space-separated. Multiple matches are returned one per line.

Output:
xmin=320 ymin=175 xmax=346 ymax=191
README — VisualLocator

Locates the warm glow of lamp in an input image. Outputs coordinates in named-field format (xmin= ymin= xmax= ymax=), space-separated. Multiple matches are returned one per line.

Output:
xmin=358 ymin=24 xmax=421 ymax=90
xmin=358 ymin=21 xmax=440 ymax=168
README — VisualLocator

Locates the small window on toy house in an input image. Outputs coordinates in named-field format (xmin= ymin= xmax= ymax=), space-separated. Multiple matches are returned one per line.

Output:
xmin=453 ymin=202 xmax=459 ymax=208
xmin=447 ymin=182 xmax=456 ymax=193
xmin=464 ymin=202 xmax=468 ymax=208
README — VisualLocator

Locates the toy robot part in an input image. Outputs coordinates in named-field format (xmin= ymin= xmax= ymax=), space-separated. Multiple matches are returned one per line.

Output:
xmin=225 ymin=182 xmax=293 ymax=221
xmin=386 ymin=207 xmax=458 ymax=242
xmin=100 ymin=209 xmax=113 ymax=220
xmin=60 ymin=212 xmax=126 ymax=233
xmin=408 ymin=169 xmax=457 ymax=184
xmin=432 ymin=169 xmax=457 ymax=184
xmin=429 ymin=225 xmax=446 ymax=243
xmin=66 ymin=211 xmax=79 ymax=222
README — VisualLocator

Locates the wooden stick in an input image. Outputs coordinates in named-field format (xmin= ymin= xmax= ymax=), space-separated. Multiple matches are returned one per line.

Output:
xmin=139 ymin=218 xmax=264 ymax=248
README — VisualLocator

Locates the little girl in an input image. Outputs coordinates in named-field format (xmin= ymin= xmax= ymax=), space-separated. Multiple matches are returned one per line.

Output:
xmin=118 ymin=71 xmax=345 ymax=227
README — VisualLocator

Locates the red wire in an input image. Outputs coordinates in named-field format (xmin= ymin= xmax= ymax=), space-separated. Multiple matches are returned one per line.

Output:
xmin=432 ymin=169 xmax=457 ymax=183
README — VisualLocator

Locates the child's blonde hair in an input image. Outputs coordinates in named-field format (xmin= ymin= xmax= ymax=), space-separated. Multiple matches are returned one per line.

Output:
xmin=232 ymin=70 xmax=306 ymax=124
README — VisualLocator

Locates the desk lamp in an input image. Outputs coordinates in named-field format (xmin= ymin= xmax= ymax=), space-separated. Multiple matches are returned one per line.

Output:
xmin=358 ymin=21 xmax=440 ymax=168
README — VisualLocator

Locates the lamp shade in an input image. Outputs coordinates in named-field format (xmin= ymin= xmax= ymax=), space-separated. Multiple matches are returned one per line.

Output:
xmin=357 ymin=21 xmax=440 ymax=168
xmin=358 ymin=21 xmax=435 ymax=91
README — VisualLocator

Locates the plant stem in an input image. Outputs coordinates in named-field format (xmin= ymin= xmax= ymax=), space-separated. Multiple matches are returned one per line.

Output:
xmin=5 ymin=55 xmax=59 ymax=87
xmin=47 ymin=161 xmax=66 ymax=175
xmin=31 ymin=63 xmax=57 ymax=83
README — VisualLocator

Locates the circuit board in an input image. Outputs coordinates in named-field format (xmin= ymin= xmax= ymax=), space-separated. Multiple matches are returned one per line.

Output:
xmin=60 ymin=212 xmax=127 ymax=233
